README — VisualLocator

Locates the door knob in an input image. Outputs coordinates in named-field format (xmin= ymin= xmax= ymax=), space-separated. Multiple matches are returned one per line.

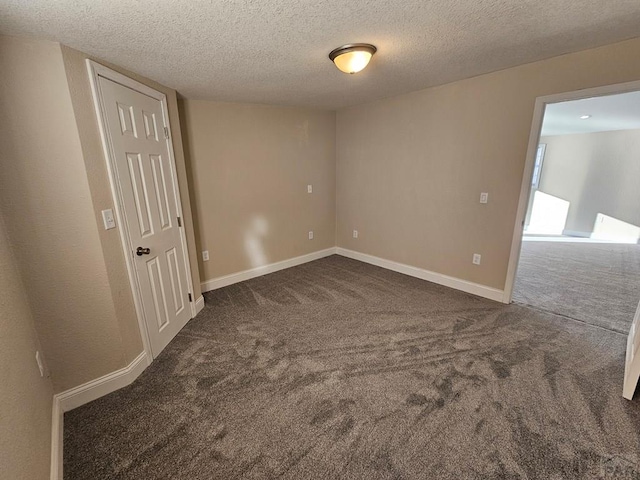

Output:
xmin=136 ymin=247 xmax=151 ymax=256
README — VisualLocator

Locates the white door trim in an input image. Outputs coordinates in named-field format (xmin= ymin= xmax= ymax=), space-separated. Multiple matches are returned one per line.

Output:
xmin=87 ymin=60 xmax=197 ymax=361
xmin=624 ymin=300 xmax=640 ymax=400
xmin=503 ymin=78 xmax=640 ymax=304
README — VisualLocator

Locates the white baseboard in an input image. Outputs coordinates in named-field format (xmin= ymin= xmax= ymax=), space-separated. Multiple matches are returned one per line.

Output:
xmin=336 ymin=248 xmax=505 ymax=303
xmin=201 ymin=246 xmax=504 ymax=302
xmin=50 ymin=397 xmax=63 ymax=480
xmin=50 ymin=351 xmax=149 ymax=480
xmin=195 ymin=295 xmax=205 ymax=315
xmin=56 ymin=351 xmax=149 ymax=412
xmin=201 ymin=247 xmax=337 ymax=292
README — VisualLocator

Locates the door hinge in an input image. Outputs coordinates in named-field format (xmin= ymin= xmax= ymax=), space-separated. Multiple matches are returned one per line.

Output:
xmin=164 ymin=127 xmax=170 ymax=139
xmin=177 ymin=216 xmax=182 ymax=227
xmin=188 ymin=293 xmax=193 ymax=302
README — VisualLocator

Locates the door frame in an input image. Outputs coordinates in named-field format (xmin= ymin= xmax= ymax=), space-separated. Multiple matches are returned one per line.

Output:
xmin=503 ymin=78 xmax=640 ymax=304
xmin=87 ymin=60 xmax=197 ymax=360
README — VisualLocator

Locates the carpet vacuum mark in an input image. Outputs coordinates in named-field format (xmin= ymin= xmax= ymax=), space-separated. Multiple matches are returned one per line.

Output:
xmin=64 ymin=255 xmax=640 ymax=479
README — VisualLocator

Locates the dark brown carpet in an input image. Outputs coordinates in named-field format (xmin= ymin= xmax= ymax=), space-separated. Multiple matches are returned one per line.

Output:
xmin=513 ymin=241 xmax=640 ymax=334
xmin=64 ymin=255 xmax=640 ymax=479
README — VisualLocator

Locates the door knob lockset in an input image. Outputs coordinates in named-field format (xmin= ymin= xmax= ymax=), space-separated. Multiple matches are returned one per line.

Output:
xmin=136 ymin=247 xmax=151 ymax=256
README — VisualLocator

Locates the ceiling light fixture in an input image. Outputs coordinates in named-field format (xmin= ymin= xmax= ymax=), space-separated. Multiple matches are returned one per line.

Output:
xmin=580 ymin=115 xmax=591 ymax=119
xmin=329 ymin=43 xmax=377 ymax=74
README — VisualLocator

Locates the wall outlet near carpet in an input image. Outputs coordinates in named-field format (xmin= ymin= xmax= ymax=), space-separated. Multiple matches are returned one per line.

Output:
xmin=308 ymin=231 xmax=314 ymax=240
xmin=353 ymin=230 xmax=358 ymax=239
xmin=472 ymin=253 xmax=482 ymax=265
xmin=202 ymin=250 xmax=209 ymax=261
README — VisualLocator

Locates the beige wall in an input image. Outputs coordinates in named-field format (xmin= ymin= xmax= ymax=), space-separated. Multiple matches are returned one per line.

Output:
xmin=179 ymin=100 xmax=336 ymax=281
xmin=0 ymin=35 xmax=201 ymax=394
xmin=336 ymin=37 xmax=640 ymax=291
xmin=0 ymin=35 xmax=127 ymax=392
xmin=0 ymin=213 xmax=53 ymax=479
xmin=537 ymin=130 xmax=640 ymax=236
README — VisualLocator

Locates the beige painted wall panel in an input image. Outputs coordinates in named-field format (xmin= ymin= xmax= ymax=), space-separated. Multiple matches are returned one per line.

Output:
xmin=337 ymin=38 xmax=640 ymax=291
xmin=0 ymin=214 xmax=53 ymax=480
xmin=180 ymin=100 xmax=336 ymax=281
xmin=60 ymin=45 xmax=202 ymax=362
xmin=0 ymin=35 xmax=125 ymax=392
xmin=538 ymin=130 xmax=640 ymax=236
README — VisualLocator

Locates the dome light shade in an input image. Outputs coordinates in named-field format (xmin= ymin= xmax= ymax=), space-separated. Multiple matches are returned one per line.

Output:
xmin=329 ymin=44 xmax=377 ymax=74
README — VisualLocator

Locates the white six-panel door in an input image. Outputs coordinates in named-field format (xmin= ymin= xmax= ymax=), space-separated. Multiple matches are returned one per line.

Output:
xmin=98 ymin=76 xmax=192 ymax=357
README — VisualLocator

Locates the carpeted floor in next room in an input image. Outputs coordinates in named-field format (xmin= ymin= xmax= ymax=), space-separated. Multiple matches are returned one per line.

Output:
xmin=513 ymin=241 xmax=640 ymax=334
xmin=64 ymin=255 xmax=640 ymax=479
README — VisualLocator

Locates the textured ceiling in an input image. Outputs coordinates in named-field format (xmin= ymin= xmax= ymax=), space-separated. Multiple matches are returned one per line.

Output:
xmin=542 ymin=91 xmax=640 ymax=136
xmin=2 ymin=1 xmax=640 ymax=109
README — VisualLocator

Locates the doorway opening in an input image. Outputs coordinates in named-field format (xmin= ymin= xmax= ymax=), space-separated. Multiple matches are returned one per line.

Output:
xmin=515 ymin=90 xmax=640 ymax=332
xmin=503 ymin=81 xmax=640 ymax=399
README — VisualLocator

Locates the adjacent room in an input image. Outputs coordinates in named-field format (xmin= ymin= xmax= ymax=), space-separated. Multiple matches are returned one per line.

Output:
xmin=2 ymin=2 xmax=640 ymax=479
xmin=513 ymin=92 xmax=640 ymax=333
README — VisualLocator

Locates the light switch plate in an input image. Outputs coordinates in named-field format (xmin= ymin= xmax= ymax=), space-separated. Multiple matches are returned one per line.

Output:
xmin=307 ymin=184 xmax=313 ymax=194
xmin=480 ymin=192 xmax=489 ymax=204
xmin=102 ymin=209 xmax=116 ymax=230
xmin=308 ymin=231 xmax=314 ymax=240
